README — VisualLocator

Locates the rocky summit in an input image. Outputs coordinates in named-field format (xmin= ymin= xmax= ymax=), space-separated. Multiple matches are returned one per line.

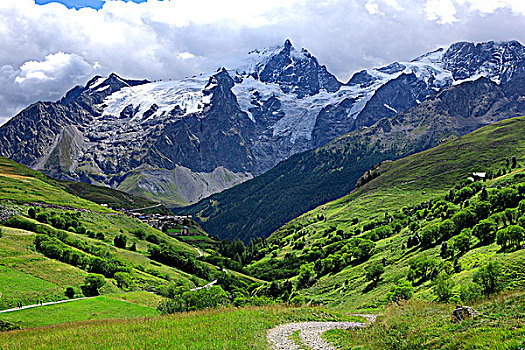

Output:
xmin=0 ymin=40 xmax=524 ymax=207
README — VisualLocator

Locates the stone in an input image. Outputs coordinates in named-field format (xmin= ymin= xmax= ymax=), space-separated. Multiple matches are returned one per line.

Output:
xmin=452 ymin=305 xmax=480 ymax=323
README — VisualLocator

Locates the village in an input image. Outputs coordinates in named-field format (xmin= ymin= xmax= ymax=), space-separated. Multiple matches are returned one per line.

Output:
xmin=99 ymin=204 xmax=195 ymax=235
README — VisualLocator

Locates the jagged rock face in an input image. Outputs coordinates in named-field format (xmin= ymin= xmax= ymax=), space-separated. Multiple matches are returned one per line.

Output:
xmin=1 ymin=40 xmax=524 ymax=207
xmin=442 ymin=41 xmax=525 ymax=83
xmin=354 ymin=72 xmax=431 ymax=130
xmin=180 ymin=76 xmax=525 ymax=242
xmin=258 ymin=39 xmax=342 ymax=98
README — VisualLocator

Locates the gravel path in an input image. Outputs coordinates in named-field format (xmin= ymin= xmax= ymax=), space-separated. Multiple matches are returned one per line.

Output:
xmin=0 ymin=297 xmax=88 ymax=314
xmin=267 ymin=320 xmax=368 ymax=350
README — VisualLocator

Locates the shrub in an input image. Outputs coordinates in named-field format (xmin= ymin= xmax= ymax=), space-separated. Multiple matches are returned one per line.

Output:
xmin=452 ymin=228 xmax=471 ymax=255
xmin=114 ymin=234 xmax=127 ymax=248
xmin=81 ymin=274 xmax=106 ymax=296
xmin=459 ymin=282 xmax=482 ymax=302
xmin=472 ymin=219 xmax=497 ymax=244
xmin=365 ymin=261 xmax=385 ymax=284
xmin=114 ymin=272 xmax=133 ymax=290
xmin=65 ymin=286 xmax=75 ymax=299
xmin=433 ymin=273 xmax=454 ymax=302
xmin=386 ymin=280 xmax=413 ymax=303
xmin=420 ymin=224 xmax=439 ymax=247
xmin=497 ymin=225 xmax=525 ymax=249
xmin=473 ymin=261 xmax=504 ymax=296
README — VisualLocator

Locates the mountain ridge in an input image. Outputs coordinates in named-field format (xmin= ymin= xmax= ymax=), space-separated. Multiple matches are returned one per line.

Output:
xmin=1 ymin=39 xmax=524 ymax=207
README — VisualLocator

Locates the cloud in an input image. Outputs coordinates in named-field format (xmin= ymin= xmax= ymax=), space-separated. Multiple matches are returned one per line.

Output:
xmin=0 ymin=0 xmax=525 ymax=125
xmin=425 ymin=0 xmax=458 ymax=24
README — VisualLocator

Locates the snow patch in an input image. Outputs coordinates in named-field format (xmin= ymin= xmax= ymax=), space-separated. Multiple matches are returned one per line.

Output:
xmin=383 ymin=103 xmax=398 ymax=113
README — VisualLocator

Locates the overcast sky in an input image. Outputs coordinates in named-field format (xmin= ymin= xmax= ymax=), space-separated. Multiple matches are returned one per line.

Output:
xmin=1 ymin=0 xmax=524 ymax=125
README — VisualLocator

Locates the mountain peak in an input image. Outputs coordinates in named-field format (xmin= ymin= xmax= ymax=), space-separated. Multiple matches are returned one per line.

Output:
xmin=283 ymin=39 xmax=293 ymax=50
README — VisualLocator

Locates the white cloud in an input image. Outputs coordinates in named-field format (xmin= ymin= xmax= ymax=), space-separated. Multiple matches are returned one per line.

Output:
xmin=425 ymin=0 xmax=458 ymax=24
xmin=365 ymin=2 xmax=382 ymax=15
xmin=0 ymin=0 xmax=525 ymax=125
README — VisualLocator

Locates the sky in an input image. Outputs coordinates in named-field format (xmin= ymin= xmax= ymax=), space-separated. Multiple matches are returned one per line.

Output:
xmin=0 ymin=0 xmax=524 ymax=125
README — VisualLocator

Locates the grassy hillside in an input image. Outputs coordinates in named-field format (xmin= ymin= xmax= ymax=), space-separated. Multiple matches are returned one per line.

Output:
xmin=0 ymin=305 xmax=357 ymax=349
xmin=0 ymin=293 xmax=161 ymax=328
xmin=325 ymin=290 xmax=525 ymax=349
xmin=0 ymin=156 xmax=265 ymax=320
xmin=179 ymin=77 xmax=525 ymax=243
xmin=244 ymin=115 xmax=525 ymax=309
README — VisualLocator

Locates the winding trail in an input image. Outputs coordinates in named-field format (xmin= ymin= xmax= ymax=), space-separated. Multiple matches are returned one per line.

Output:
xmin=267 ymin=315 xmax=377 ymax=350
xmin=0 ymin=297 xmax=88 ymax=314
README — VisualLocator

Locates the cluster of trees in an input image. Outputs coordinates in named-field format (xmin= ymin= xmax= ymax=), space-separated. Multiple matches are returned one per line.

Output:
xmin=148 ymin=244 xmax=212 ymax=281
xmin=29 ymin=208 xmax=88 ymax=235
xmin=34 ymin=234 xmax=131 ymax=277
xmin=156 ymin=282 xmax=273 ymax=314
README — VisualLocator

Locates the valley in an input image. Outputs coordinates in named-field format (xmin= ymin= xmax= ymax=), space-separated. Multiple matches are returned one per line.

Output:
xmin=0 ymin=26 xmax=524 ymax=349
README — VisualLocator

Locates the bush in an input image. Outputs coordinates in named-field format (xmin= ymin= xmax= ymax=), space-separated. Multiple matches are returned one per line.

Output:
xmin=65 ymin=286 xmax=75 ymax=299
xmin=114 ymin=272 xmax=133 ymax=290
xmin=452 ymin=229 xmax=471 ymax=255
xmin=472 ymin=219 xmax=497 ymax=244
xmin=497 ymin=225 xmax=525 ymax=249
xmin=473 ymin=261 xmax=504 ymax=296
xmin=365 ymin=261 xmax=385 ymax=284
xmin=459 ymin=282 xmax=482 ymax=302
xmin=81 ymin=274 xmax=106 ymax=296
xmin=114 ymin=234 xmax=127 ymax=248
xmin=433 ymin=273 xmax=454 ymax=302
xmin=386 ymin=280 xmax=413 ymax=303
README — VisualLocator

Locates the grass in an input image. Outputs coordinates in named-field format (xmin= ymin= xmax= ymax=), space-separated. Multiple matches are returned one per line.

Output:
xmin=0 ymin=156 xmax=111 ymax=213
xmin=0 ymin=305 xmax=360 ymax=350
xmin=0 ymin=294 xmax=160 ymax=328
xmin=324 ymin=290 xmax=525 ymax=350
xmin=0 ymin=226 xmax=87 ymax=309
xmin=259 ymin=116 xmax=525 ymax=309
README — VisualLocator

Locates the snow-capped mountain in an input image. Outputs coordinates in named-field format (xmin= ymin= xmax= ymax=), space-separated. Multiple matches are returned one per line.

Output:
xmin=0 ymin=40 xmax=523 ymax=206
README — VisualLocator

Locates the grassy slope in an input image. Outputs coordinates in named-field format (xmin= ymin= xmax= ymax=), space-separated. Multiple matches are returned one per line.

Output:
xmin=0 ymin=226 xmax=89 ymax=309
xmin=0 ymin=294 xmax=160 ymax=328
xmin=55 ymin=178 xmax=170 ymax=214
xmin=0 ymin=155 xmax=233 ymax=312
xmin=0 ymin=306 xmax=360 ymax=350
xmin=325 ymin=290 xmax=525 ymax=350
xmin=259 ymin=116 xmax=525 ymax=308
xmin=0 ymin=156 xmax=111 ymax=212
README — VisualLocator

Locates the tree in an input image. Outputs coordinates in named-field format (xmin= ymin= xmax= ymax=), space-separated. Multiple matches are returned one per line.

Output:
xmin=386 ymin=280 xmax=413 ymax=303
xmin=28 ymin=207 xmax=36 ymax=219
xmin=496 ymin=225 xmax=524 ymax=249
xmin=82 ymin=274 xmax=106 ymax=296
xmin=453 ymin=229 xmax=471 ymax=255
xmin=420 ymin=224 xmax=439 ymax=247
xmin=114 ymin=234 xmax=127 ymax=249
xmin=130 ymin=242 xmax=137 ymax=251
xmin=506 ymin=225 xmax=525 ymax=248
xmin=439 ymin=219 xmax=456 ymax=240
xmin=365 ymin=261 xmax=385 ymax=284
xmin=473 ymin=261 xmax=504 ymax=295
xmin=65 ymin=286 xmax=75 ymax=299
xmin=472 ymin=219 xmax=497 ymax=244
xmin=114 ymin=272 xmax=133 ymax=290
xmin=297 ymin=262 xmax=315 ymax=289
xmin=433 ymin=273 xmax=454 ymax=302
